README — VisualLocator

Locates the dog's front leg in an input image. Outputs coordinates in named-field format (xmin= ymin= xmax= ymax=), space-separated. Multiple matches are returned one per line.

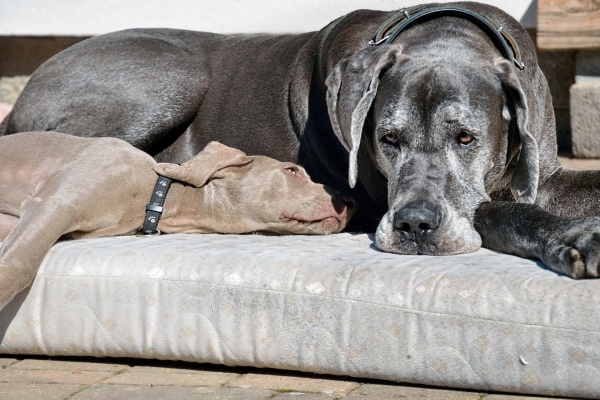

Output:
xmin=0 ymin=198 xmax=77 ymax=310
xmin=474 ymin=201 xmax=600 ymax=279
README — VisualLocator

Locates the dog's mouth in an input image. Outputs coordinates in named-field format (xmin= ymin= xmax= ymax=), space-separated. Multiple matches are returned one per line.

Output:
xmin=281 ymin=213 xmax=345 ymax=233
xmin=374 ymin=210 xmax=482 ymax=256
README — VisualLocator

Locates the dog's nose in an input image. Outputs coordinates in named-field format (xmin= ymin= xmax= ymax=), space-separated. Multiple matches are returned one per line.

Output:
xmin=393 ymin=200 xmax=440 ymax=237
xmin=332 ymin=193 xmax=357 ymax=215
xmin=340 ymin=194 xmax=357 ymax=212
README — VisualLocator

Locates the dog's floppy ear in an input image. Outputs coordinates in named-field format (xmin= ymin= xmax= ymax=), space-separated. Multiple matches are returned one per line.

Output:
xmin=326 ymin=45 xmax=403 ymax=188
xmin=495 ymin=59 xmax=539 ymax=204
xmin=153 ymin=141 xmax=252 ymax=187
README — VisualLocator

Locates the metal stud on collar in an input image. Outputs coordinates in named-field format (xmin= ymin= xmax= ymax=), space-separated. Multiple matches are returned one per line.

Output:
xmin=139 ymin=175 xmax=172 ymax=235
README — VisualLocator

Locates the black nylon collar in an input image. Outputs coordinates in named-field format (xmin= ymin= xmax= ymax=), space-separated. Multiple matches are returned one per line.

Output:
xmin=139 ymin=175 xmax=172 ymax=235
xmin=368 ymin=5 xmax=525 ymax=71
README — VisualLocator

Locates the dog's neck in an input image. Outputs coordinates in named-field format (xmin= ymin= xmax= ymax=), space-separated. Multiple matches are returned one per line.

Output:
xmin=154 ymin=182 xmax=241 ymax=234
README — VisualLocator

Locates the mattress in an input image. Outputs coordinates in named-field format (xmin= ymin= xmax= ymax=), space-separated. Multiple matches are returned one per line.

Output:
xmin=1 ymin=233 xmax=599 ymax=398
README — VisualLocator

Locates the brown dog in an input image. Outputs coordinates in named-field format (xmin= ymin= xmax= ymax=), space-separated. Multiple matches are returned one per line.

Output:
xmin=0 ymin=132 xmax=355 ymax=310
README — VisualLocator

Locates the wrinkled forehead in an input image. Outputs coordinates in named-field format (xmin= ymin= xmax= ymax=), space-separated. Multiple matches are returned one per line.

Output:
xmin=374 ymin=58 xmax=504 ymax=127
xmin=251 ymin=156 xmax=305 ymax=172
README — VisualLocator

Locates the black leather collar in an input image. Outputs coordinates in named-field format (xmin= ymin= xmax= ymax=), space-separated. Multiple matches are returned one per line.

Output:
xmin=368 ymin=5 xmax=525 ymax=70
xmin=139 ymin=175 xmax=172 ymax=235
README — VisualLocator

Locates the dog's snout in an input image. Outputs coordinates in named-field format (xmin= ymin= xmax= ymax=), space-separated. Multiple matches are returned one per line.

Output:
xmin=331 ymin=191 xmax=357 ymax=214
xmin=340 ymin=194 xmax=357 ymax=212
xmin=393 ymin=200 xmax=441 ymax=237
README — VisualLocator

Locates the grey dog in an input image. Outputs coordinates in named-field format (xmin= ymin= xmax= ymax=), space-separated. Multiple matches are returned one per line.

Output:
xmin=2 ymin=1 xmax=600 ymax=278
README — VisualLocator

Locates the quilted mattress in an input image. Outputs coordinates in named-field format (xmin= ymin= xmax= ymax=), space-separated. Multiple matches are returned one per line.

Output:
xmin=1 ymin=233 xmax=599 ymax=398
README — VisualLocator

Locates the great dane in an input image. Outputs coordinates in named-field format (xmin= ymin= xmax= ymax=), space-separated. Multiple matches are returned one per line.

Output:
xmin=2 ymin=2 xmax=600 ymax=278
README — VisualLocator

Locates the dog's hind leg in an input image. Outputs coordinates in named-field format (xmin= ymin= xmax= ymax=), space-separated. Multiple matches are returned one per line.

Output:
xmin=535 ymin=167 xmax=600 ymax=218
xmin=0 ymin=197 xmax=79 ymax=310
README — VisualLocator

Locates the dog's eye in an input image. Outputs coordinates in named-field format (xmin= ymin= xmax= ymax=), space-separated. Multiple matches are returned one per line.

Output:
xmin=381 ymin=132 xmax=398 ymax=145
xmin=285 ymin=166 xmax=299 ymax=175
xmin=457 ymin=131 xmax=475 ymax=146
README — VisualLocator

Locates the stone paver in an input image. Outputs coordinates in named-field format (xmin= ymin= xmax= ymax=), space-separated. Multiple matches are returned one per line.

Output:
xmin=70 ymin=384 xmax=275 ymax=400
xmin=0 ymin=369 xmax=115 ymax=385
xmin=0 ymin=355 xmax=582 ymax=400
xmin=228 ymin=372 xmax=360 ymax=396
xmin=10 ymin=358 xmax=130 ymax=373
xmin=486 ymin=395 xmax=574 ymax=400
xmin=0 ymin=358 xmax=18 ymax=368
xmin=127 ymin=363 xmax=232 ymax=375
xmin=353 ymin=383 xmax=483 ymax=399
xmin=273 ymin=393 xmax=337 ymax=399
xmin=0 ymin=383 xmax=85 ymax=400
xmin=570 ymin=80 xmax=600 ymax=158
xmin=103 ymin=368 xmax=240 ymax=387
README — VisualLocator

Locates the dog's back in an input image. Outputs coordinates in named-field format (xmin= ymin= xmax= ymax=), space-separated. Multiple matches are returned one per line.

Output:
xmin=0 ymin=132 xmax=155 ymax=237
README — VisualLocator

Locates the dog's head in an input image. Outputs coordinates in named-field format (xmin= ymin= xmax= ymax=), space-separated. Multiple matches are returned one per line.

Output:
xmin=326 ymin=45 xmax=538 ymax=255
xmin=153 ymin=141 xmax=356 ymax=235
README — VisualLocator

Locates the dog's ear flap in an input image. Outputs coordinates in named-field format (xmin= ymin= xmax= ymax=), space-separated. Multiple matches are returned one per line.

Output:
xmin=495 ymin=59 xmax=539 ymax=204
xmin=326 ymin=45 xmax=403 ymax=188
xmin=153 ymin=141 xmax=252 ymax=187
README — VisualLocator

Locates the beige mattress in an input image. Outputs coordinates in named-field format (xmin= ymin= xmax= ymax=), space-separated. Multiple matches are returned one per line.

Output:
xmin=1 ymin=233 xmax=599 ymax=398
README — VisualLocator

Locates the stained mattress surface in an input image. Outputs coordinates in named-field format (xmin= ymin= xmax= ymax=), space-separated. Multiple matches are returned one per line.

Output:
xmin=1 ymin=233 xmax=599 ymax=398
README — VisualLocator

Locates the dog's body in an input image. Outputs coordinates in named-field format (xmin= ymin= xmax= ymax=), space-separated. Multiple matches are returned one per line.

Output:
xmin=0 ymin=132 xmax=354 ymax=309
xmin=2 ymin=2 xmax=600 ymax=278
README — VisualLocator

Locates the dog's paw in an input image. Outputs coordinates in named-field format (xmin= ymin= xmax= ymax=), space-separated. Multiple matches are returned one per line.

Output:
xmin=544 ymin=218 xmax=600 ymax=279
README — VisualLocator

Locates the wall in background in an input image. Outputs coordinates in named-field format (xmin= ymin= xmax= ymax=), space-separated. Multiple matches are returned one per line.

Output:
xmin=2 ymin=0 xmax=574 ymax=150
xmin=0 ymin=0 xmax=537 ymax=36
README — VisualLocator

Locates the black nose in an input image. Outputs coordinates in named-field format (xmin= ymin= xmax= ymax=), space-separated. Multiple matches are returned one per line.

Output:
xmin=331 ymin=191 xmax=357 ymax=214
xmin=340 ymin=194 xmax=357 ymax=212
xmin=393 ymin=200 xmax=441 ymax=237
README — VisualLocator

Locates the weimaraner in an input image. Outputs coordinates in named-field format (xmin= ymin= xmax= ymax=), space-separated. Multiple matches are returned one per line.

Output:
xmin=3 ymin=2 xmax=600 ymax=278
xmin=0 ymin=132 xmax=355 ymax=310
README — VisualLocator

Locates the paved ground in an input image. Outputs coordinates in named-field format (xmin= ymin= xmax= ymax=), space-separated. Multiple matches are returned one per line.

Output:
xmin=558 ymin=153 xmax=600 ymax=170
xmin=0 ymin=155 xmax=593 ymax=400
xmin=0 ymin=354 xmax=577 ymax=400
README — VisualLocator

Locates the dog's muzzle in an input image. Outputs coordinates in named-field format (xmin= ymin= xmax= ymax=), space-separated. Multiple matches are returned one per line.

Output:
xmin=375 ymin=200 xmax=482 ymax=256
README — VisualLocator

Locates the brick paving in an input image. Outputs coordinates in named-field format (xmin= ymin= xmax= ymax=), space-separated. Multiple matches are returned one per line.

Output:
xmin=0 ymin=355 xmax=577 ymax=400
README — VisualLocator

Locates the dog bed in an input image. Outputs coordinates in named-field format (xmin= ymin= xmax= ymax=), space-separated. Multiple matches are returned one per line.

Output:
xmin=1 ymin=233 xmax=599 ymax=398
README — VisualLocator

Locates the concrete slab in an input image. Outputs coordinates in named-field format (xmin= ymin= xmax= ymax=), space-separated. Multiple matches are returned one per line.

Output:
xmin=0 ymin=369 xmax=115 ymax=385
xmin=11 ymin=358 xmax=130 ymax=373
xmin=103 ymin=369 xmax=240 ymax=387
xmin=0 ymin=358 xmax=18 ymax=369
xmin=570 ymin=80 xmax=600 ymax=158
xmin=352 ymin=383 xmax=483 ymax=399
xmin=0 ymin=383 xmax=85 ymax=400
xmin=228 ymin=372 xmax=360 ymax=396
xmin=70 ymin=384 xmax=275 ymax=400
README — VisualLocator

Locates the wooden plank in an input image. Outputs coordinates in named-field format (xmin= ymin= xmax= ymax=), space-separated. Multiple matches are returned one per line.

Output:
xmin=537 ymin=0 xmax=600 ymax=50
